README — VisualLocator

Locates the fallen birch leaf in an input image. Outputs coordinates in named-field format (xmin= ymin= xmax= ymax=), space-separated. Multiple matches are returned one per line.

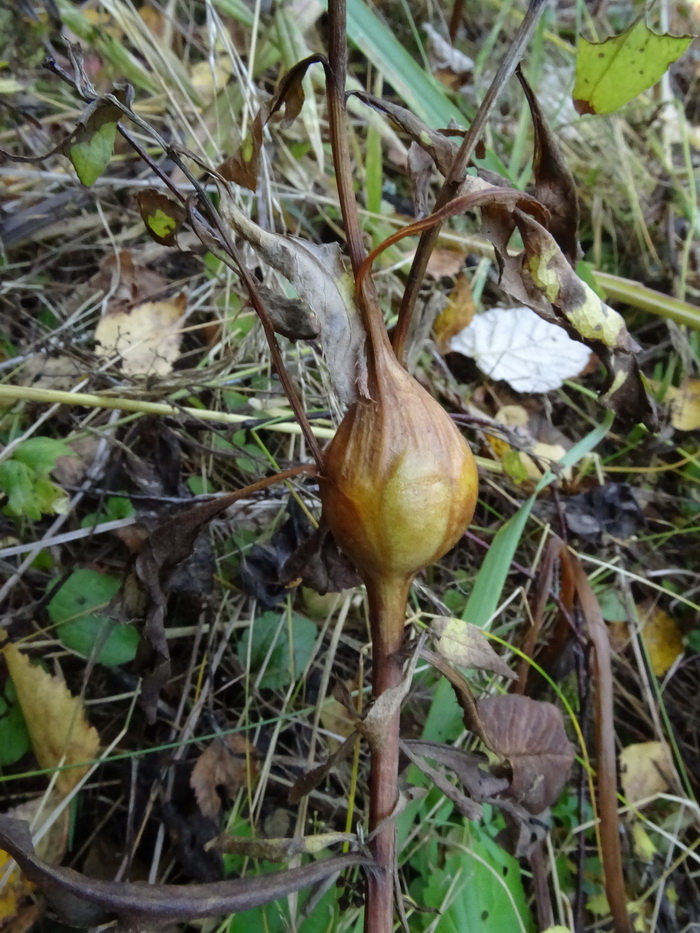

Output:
xmin=639 ymin=603 xmax=684 ymax=676
xmin=190 ymin=735 xmax=257 ymax=820
xmin=619 ymin=741 xmax=675 ymax=804
xmin=3 ymin=645 xmax=100 ymax=796
xmin=433 ymin=616 xmax=516 ymax=680
xmin=449 ymin=306 xmax=591 ymax=393
xmin=94 ymin=294 xmax=186 ymax=376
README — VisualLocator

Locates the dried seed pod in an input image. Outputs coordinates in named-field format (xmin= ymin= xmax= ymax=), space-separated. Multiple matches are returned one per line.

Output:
xmin=321 ymin=342 xmax=478 ymax=593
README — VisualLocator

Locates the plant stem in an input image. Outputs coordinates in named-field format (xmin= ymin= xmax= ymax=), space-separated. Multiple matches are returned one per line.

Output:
xmin=364 ymin=576 xmax=410 ymax=933
xmin=326 ymin=0 xmax=366 ymax=276
xmin=393 ymin=0 xmax=546 ymax=363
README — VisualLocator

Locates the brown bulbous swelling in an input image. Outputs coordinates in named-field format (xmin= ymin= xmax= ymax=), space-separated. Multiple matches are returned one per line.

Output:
xmin=320 ymin=351 xmax=478 ymax=592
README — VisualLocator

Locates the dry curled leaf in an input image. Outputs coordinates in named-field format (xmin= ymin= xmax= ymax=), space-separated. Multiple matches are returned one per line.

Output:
xmin=94 ymin=294 xmax=186 ymax=376
xmin=3 ymin=644 xmax=100 ymax=797
xmin=220 ymin=192 xmax=366 ymax=404
xmin=191 ymin=735 xmax=257 ymax=820
xmin=478 ymin=694 xmax=575 ymax=813
xmin=433 ymin=616 xmax=516 ymax=680
xmin=517 ymin=68 xmax=580 ymax=265
xmin=0 ymin=816 xmax=370 ymax=929
xmin=0 ymin=793 xmax=68 ymax=927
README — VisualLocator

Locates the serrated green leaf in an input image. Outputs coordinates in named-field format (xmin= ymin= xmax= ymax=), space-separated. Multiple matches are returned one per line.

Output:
xmin=0 ymin=460 xmax=40 ymax=519
xmin=48 ymin=569 xmax=139 ymax=667
xmin=573 ymin=19 xmax=693 ymax=115
xmin=417 ymin=830 xmax=534 ymax=932
xmin=12 ymin=437 xmax=72 ymax=474
xmin=238 ymin=611 xmax=317 ymax=690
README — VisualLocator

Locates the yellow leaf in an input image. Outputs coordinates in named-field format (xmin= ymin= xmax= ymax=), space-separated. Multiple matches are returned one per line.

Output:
xmin=94 ymin=294 xmax=186 ymax=376
xmin=0 ymin=792 xmax=68 ymax=925
xmin=639 ymin=602 xmax=684 ymax=676
xmin=3 ymin=645 xmax=99 ymax=796
xmin=670 ymin=378 xmax=700 ymax=431
xmin=434 ymin=273 xmax=475 ymax=347
xmin=619 ymin=741 xmax=674 ymax=804
xmin=630 ymin=822 xmax=657 ymax=862
xmin=320 ymin=692 xmax=357 ymax=754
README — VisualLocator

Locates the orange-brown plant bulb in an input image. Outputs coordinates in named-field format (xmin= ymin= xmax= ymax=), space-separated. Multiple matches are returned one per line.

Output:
xmin=321 ymin=340 xmax=478 ymax=595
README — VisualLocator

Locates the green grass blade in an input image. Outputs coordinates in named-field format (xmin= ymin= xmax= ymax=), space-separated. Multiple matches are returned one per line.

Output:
xmin=318 ymin=0 xmax=466 ymax=127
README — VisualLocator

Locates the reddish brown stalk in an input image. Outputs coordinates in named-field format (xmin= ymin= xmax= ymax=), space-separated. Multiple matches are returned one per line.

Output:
xmin=326 ymin=0 xmax=366 ymax=277
xmin=364 ymin=577 xmax=410 ymax=933
xmin=570 ymin=555 xmax=632 ymax=933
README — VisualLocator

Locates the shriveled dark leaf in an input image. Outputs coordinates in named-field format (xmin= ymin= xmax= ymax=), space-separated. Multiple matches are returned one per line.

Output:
xmin=517 ymin=67 xmax=580 ymax=266
xmin=218 ymin=55 xmax=326 ymax=191
xmin=219 ymin=108 xmax=265 ymax=191
xmin=191 ymin=734 xmax=258 ymax=820
xmin=110 ymin=493 xmax=238 ymax=721
xmin=281 ymin=520 xmax=361 ymax=595
xmin=220 ymin=192 xmax=366 ymax=404
xmin=269 ymin=53 xmax=327 ymax=129
xmin=562 ymin=483 xmax=644 ymax=541
xmin=403 ymin=740 xmax=509 ymax=802
xmin=350 ymin=91 xmax=457 ymax=176
xmin=478 ymin=695 xmax=575 ymax=813
xmin=288 ymin=733 xmax=359 ymax=804
xmin=490 ymin=208 xmax=656 ymax=427
xmin=136 ymin=188 xmax=187 ymax=247
xmin=255 ymin=284 xmax=320 ymax=341
xmin=0 ymin=816 xmax=370 ymax=928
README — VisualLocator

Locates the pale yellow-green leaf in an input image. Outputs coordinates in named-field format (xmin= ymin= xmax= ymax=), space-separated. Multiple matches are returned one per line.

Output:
xmin=3 ymin=644 xmax=100 ymax=796
xmin=94 ymin=295 xmax=186 ymax=376
xmin=68 ymin=112 xmax=117 ymax=188
xmin=573 ymin=19 xmax=694 ymax=115
xmin=619 ymin=741 xmax=674 ymax=803
xmin=670 ymin=378 xmax=700 ymax=431
xmin=434 ymin=616 xmax=515 ymax=680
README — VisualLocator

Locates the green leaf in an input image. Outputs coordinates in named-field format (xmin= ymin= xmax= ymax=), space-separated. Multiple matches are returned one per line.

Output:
xmin=319 ymin=0 xmax=465 ymax=129
xmin=67 ymin=100 xmax=122 ymax=187
xmin=238 ymin=611 xmax=317 ymax=690
xmin=0 ymin=460 xmax=39 ymax=519
xmin=573 ymin=18 xmax=694 ymax=116
xmin=48 ymin=569 xmax=139 ymax=667
xmin=136 ymin=189 xmax=186 ymax=246
xmin=417 ymin=831 xmax=534 ymax=932
xmin=0 ymin=679 xmax=31 ymax=767
xmin=12 ymin=437 xmax=71 ymax=474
